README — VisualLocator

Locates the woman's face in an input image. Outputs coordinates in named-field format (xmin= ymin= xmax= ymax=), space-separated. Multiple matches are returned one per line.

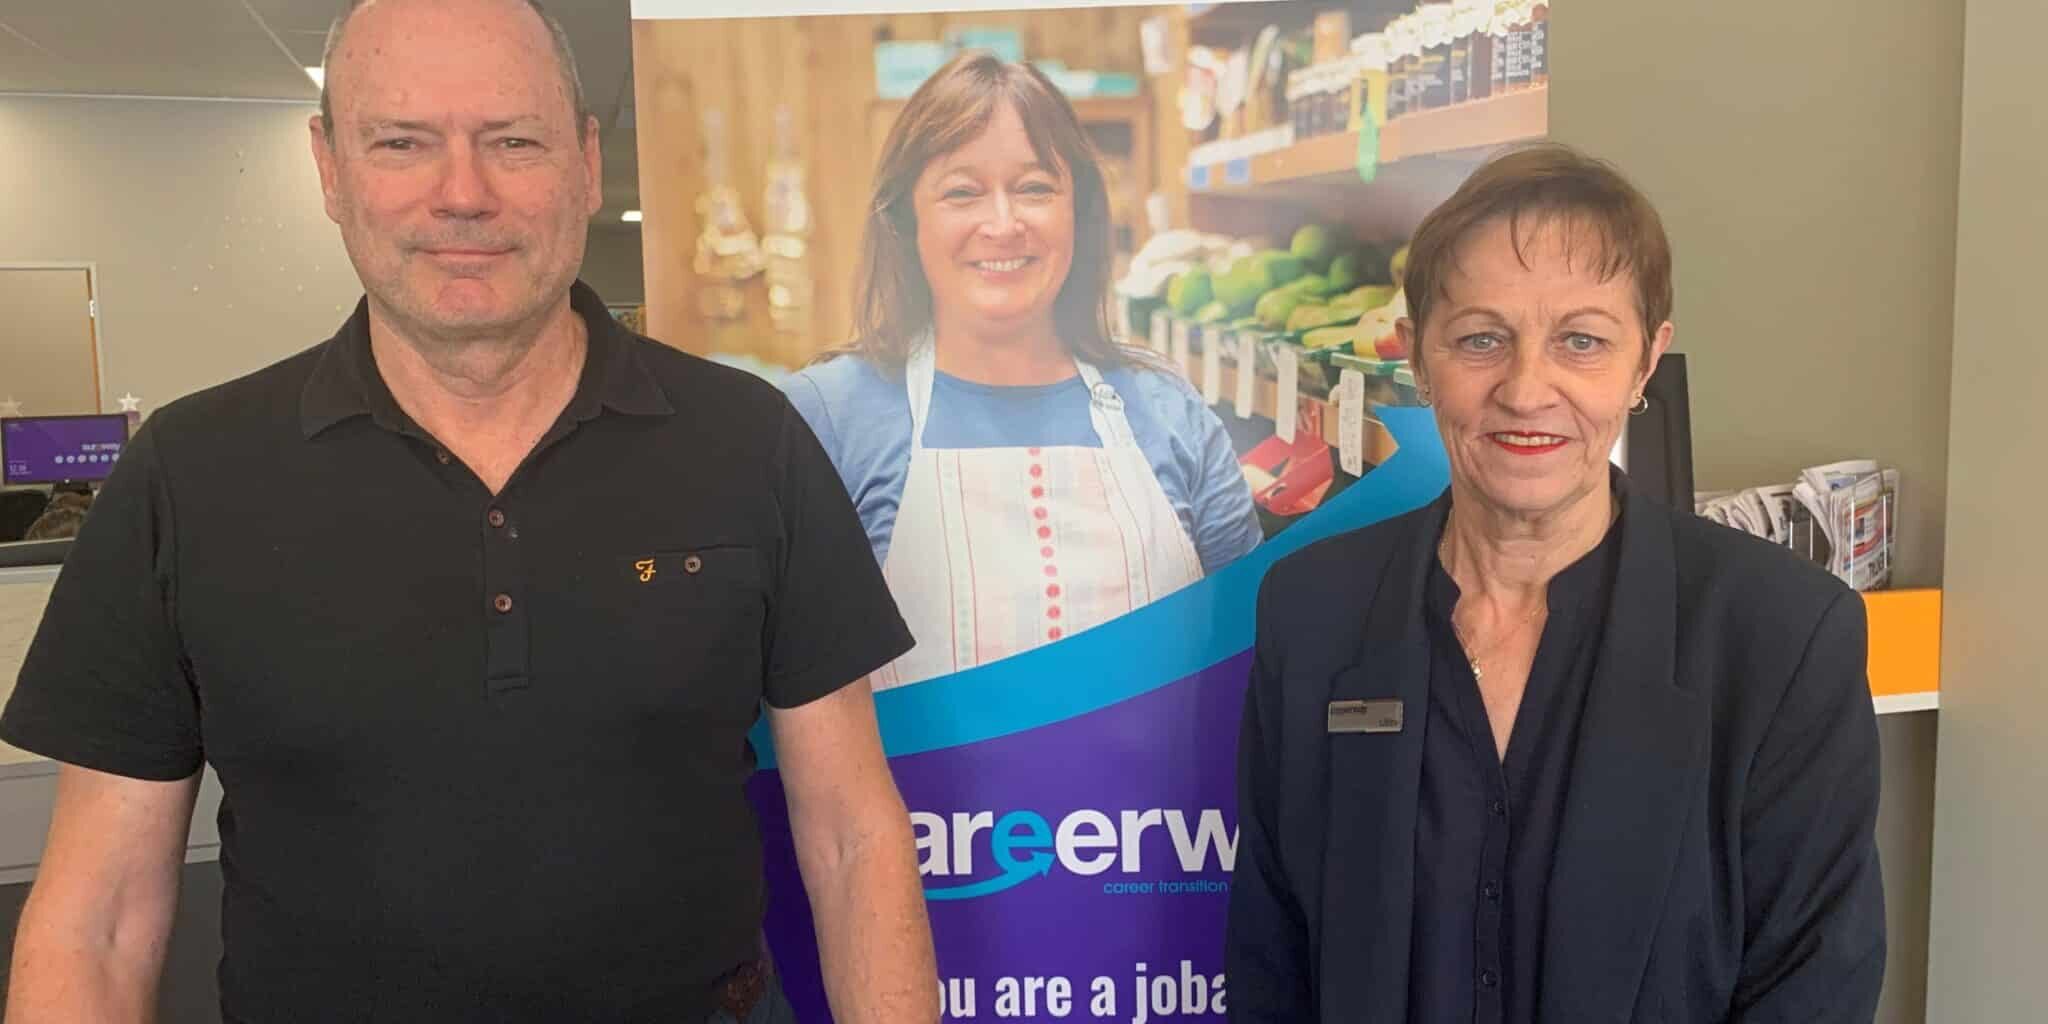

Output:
xmin=1402 ymin=215 xmax=1673 ymax=522
xmin=913 ymin=102 xmax=1076 ymax=334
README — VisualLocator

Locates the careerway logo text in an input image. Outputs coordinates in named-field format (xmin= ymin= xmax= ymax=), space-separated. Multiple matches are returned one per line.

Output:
xmin=912 ymin=808 xmax=1237 ymax=901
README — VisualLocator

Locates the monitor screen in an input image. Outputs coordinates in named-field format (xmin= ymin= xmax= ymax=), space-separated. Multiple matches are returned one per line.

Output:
xmin=2 ymin=415 xmax=131 ymax=486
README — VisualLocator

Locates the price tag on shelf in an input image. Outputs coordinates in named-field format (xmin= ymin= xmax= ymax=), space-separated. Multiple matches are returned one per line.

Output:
xmin=1202 ymin=329 xmax=1224 ymax=406
xmin=1275 ymin=345 xmax=1300 ymax=443
xmin=1233 ymin=331 xmax=1258 ymax=417
xmin=1337 ymin=368 xmax=1366 ymax=477
xmin=1170 ymin=320 xmax=1193 ymax=381
xmin=1149 ymin=310 xmax=1170 ymax=355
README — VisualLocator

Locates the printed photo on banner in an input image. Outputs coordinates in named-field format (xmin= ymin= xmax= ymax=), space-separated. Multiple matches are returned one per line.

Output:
xmin=629 ymin=0 xmax=1549 ymax=1018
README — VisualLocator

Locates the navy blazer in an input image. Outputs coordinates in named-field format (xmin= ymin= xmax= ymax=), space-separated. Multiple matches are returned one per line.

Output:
xmin=1226 ymin=484 xmax=1886 ymax=1023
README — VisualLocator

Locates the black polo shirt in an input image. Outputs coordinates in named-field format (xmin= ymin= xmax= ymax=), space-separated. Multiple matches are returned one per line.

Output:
xmin=1408 ymin=509 xmax=1622 ymax=1023
xmin=0 ymin=282 xmax=912 ymax=1022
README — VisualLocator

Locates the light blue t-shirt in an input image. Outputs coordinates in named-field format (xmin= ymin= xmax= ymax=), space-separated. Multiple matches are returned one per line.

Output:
xmin=783 ymin=354 xmax=1263 ymax=574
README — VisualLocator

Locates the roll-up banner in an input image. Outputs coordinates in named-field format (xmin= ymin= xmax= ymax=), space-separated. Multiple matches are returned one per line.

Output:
xmin=629 ymin=1 xmax=1549 ymax=1016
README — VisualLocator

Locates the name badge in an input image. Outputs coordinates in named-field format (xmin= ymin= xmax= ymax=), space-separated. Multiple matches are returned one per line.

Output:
xmin=1327 ymin=699 xmax=1404 ymax=734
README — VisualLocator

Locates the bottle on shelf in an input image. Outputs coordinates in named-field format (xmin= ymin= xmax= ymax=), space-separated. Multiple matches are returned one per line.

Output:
xmin=1491 ymin=0 xmax=1516 ymax=95
xmin=1386 ymin=13 xmax=1415 ymax=121
xmin=1449 ymin=7 xmax=1473 ymax=104
xmin=1501 ymin=0 xmax=1536 ymax=93
xmin=1312 ymin=9 xmax=1353 ymax=64
xmin=1455 ymin=0 xmax=1495 ymax=102
xmin=1349 ymin=32 xmax=1391 ymax=134
xmin=1415 ymin=3 xmax=1456 ymax=113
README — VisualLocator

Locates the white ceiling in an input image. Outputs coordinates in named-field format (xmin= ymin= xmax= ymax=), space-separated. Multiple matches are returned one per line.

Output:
xmin=0 ymin=0 xmax=643 ymax=220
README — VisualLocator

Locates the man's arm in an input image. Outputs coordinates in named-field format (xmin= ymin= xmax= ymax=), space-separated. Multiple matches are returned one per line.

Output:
xmin=1731 ymin=590 xmax=1887 ymax=1022
xmin=7 ymin=765 xmax=200 ymax=1023
xmin=769 ymin=679 xmax=936 ymax=1024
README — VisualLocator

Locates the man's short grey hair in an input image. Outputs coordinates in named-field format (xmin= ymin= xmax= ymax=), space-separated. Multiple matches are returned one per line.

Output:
xmin=318 ymin=0 xmax=592 ymax=146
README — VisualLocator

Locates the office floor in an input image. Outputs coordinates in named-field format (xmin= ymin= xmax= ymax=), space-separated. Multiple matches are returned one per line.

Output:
xmin=0 ymin=860 xmax=223 ymax=1022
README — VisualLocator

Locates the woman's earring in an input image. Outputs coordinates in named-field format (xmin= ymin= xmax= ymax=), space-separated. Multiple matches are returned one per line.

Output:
xmin=1630 ymin=393 xmax=1649 ymax=415
xmin=1418 ymin=386 xmax=1433 ymax=407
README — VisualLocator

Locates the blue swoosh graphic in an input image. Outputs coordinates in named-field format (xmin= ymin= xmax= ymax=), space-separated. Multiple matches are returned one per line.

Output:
xmin=753 ymin=405 xmax=1447 ymax=767
xmin=923 ymin=852 xmax=1056 ymax=901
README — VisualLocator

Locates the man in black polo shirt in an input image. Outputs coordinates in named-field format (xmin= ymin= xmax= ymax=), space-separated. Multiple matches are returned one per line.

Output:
xmin=0 ymin=1 xmax=936 ymax=1021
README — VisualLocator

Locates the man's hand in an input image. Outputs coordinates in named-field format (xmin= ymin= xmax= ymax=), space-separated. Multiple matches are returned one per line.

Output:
xmin=769 ymin=679 xmax=937 ymax=1024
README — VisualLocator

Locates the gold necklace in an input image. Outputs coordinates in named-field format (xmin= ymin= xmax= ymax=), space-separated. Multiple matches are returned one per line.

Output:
xmin=1439 ymin=517 xmax=1546 ymax=684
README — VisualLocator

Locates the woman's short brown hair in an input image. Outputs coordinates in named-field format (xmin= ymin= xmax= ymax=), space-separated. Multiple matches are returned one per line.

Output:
xmin=1402 ymin=142 xmax=1673 ymax=359
xmin=829 ymin=51 xmax=1135 ymax=369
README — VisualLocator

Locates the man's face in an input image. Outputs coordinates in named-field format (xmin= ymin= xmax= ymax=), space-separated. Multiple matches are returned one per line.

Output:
xmin=310 ymin=0 xmax=601 ymax=342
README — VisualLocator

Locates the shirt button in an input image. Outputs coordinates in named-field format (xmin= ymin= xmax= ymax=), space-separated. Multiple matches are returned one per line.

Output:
xmin=486 ymin=508 xmax=507 ymax=528
xmin=683 ymin=554 xmax=703 ymax=574
xmin=1490 ymin=799 xmax=1507 ymax=817
xmin=1482 ymin=881 xmax=1501 ymax=901
xmin=1480 ymin=969 xmax=1500 ymax=989
xmin=491 ymin=593 xmax=513 ymax=614
xmin=436 ymin=450 xmax=453 ymax=465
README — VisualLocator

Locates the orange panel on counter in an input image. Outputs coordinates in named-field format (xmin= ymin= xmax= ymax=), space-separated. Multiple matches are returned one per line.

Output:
xmin=1863 ymin=588 xmax=1941 ymax=697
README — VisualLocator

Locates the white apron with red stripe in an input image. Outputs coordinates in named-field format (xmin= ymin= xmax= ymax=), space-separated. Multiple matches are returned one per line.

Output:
xmin=870 ymin=342 xmax=1204 ymax=691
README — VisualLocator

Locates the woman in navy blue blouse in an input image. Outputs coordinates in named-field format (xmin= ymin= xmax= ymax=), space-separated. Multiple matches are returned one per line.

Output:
xmin=1226 ymin=144 xmax=1885 ymax=1023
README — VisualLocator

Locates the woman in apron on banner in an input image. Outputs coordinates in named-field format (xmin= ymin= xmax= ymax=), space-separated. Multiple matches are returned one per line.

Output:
xmin=785 ymin=52 xmax=1263 ymax=691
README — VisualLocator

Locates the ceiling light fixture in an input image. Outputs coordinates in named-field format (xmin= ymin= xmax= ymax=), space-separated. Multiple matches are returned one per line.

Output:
xmin=304 ymin=67 xmax=325 ymax=88
xmin=620 ymin=210 xmax=643 ymax=223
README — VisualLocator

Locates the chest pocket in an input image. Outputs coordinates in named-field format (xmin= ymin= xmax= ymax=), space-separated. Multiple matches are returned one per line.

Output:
xmin=625 ymin=547 xmax=760 ymax=594
xmin=590 ymin=544 xmax=766 ymax=719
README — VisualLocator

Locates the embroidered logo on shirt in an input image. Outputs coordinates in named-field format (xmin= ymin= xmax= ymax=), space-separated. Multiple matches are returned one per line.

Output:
xmin=634 ymin=558 xmax=657 ymax=582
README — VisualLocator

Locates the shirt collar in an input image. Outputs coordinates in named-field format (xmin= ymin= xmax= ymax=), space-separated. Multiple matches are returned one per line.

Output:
xmin=299 ymin=280 xmax=672 ymax=440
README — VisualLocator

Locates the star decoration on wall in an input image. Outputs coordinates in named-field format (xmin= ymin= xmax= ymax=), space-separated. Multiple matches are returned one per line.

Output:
xmin=117 ymin=393 xmax=142 ymax=413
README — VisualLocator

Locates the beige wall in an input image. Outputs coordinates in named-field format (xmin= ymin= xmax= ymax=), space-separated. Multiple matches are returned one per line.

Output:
xmin=1874 ymin=711 xmax=1937 ymax=1020
xmin=1926 ymin=0 xmax=2048 ymax=1017
xmin=0 ymin=95 xmax=644 ymax=409
xmin=1550 ymin=4 xmax=1966 ymax=1021
xmin=0 ymin=96 xmax=363 ymax=410
xmin=1549 ymin=2 xmax=1963 ymax=588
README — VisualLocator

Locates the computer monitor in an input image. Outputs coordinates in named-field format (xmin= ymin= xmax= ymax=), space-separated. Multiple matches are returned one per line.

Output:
xmin=2 ymin=414 xmax=132 ymax=487
xmin=1608 ymin=353 xmax=1695 ymax=508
